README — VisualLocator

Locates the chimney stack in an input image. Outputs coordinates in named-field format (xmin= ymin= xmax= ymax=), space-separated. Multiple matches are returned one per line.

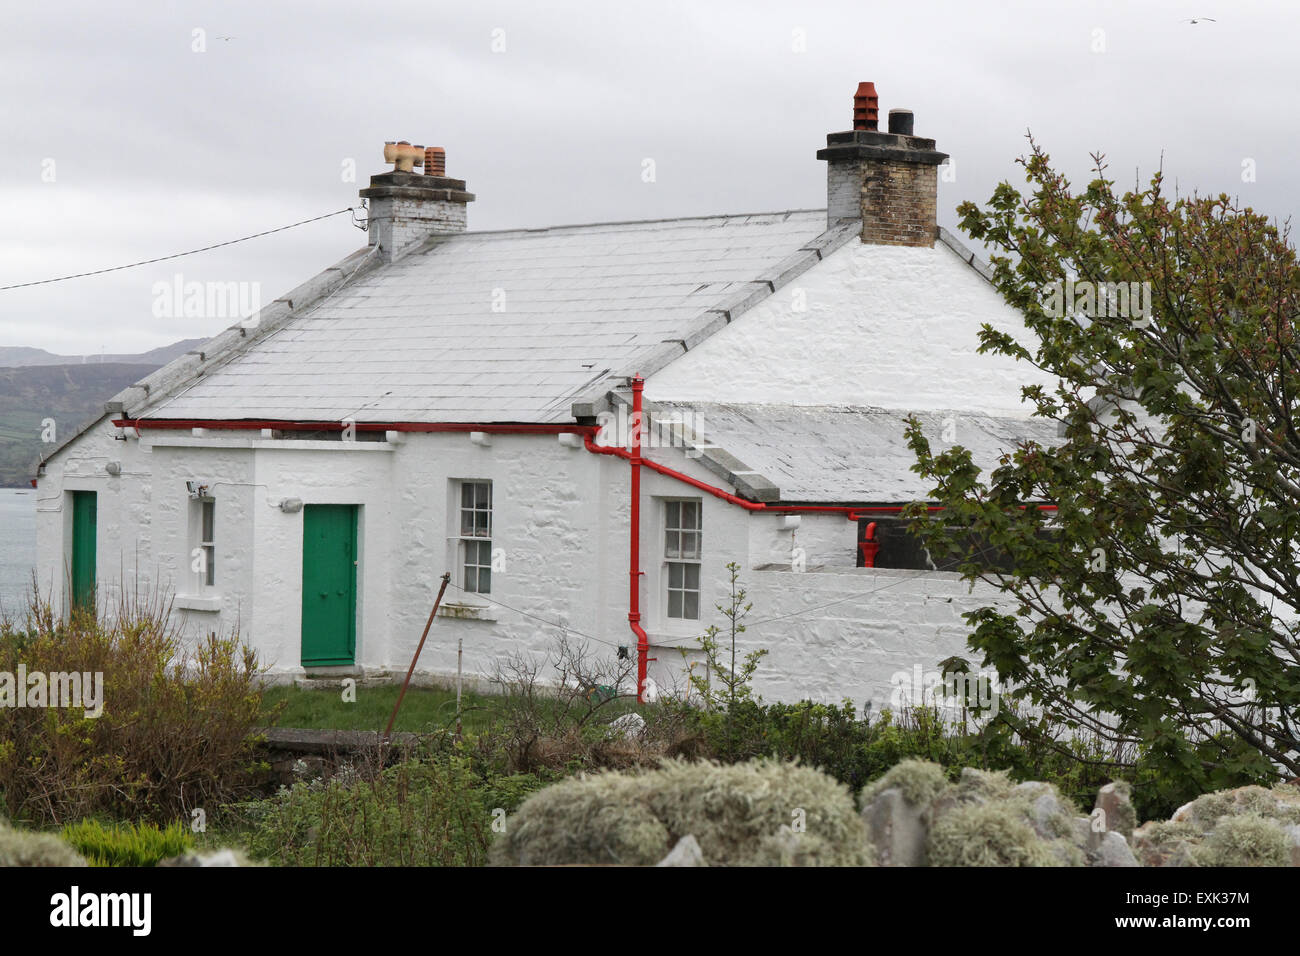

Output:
xmin=818 ymin=84 xmax=948 ymax=247
xmin=360 ymin=141 xmax=475 ymax=263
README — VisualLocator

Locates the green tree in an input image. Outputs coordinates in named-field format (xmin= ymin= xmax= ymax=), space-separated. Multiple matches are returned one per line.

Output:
xmin=905 ymin=137 xmax=1300 ymax=803
xmin=683 ymin=562 xmax=767 ymax=760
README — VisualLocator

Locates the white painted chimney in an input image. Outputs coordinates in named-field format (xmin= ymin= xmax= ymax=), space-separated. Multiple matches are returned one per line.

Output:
xmin=360 ymin=141 xmax=475 ymax=263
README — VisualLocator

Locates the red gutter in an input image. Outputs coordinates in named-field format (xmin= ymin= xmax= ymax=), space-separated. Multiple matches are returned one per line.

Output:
xmin=582 ymin=434 xmax=1056 ymax=518
xmin=113 ymin=418 xmax=591 ymax=436
xmin=118 ymin=416 xmax=1056 ymax=515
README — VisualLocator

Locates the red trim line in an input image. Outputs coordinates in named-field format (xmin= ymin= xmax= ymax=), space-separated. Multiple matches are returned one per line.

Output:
xmin=113 ymin=418 xmax=1056 ymax=515
xmin=112 ymin=418 xmax=595 ymax=435
xmin=583 ymin=435 xmax=1056 ymax=516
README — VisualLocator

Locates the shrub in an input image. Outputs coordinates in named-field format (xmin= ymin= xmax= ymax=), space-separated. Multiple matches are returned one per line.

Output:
xmin=928 ymin=802 xmax=1059 ymax=867
xmin=1131 ymin=819 xmax=1199 ymax=856
xmin=1194 ymin=813 xmax=1292 ymax=867
xmin=862 ymin=758 xmax=949 ymax=806
xmin=0 ymin=592 xmax=277 ymax=825
xmin=499 ymin=773 xmax=670 ymax=866
xmin=0 ymin=820 xmax=86 ymax=867
xmin=61 ymin=819 xmax=194 ymax=867
xmin=953 ymin=766 xmax=1016 ymax=802
xmin=490 ymin=758 xmax=871 ymax=867
xmin=671 ymin=695 xmax=1144 ymax=814
xmin=1180 ymin=784 xmax=1300 ymax=831
xmin=487 ymin=633 xmax=644 ymax=773
xmin=230 ymin=755 xmax=507 ymax=867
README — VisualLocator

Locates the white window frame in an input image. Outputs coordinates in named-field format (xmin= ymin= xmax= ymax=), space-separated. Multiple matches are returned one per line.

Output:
xmin=662 ymin=497 xmax=702 ymax=621
xmin=189 ymin=496 xmax=216 ymax=590
xmin=455 ymin=480 xmax=493 ymax=595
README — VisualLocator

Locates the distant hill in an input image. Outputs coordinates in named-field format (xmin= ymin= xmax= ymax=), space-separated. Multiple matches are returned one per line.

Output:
xmin=0 ymin=337 xmax=199 ymax=486
xmin=0 ymin=338 xmax=203 ymax=369
xmin=0 ymin=363 xmax=162 ymax=487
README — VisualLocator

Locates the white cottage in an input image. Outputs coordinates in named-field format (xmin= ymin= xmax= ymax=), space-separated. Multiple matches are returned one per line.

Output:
xmin=35 ymin=85 xmax=1059 ymax=708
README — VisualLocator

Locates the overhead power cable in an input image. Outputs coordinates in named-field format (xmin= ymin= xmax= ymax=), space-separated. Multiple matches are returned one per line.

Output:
xmin=0 ymin=206 xmax=361 ymax=292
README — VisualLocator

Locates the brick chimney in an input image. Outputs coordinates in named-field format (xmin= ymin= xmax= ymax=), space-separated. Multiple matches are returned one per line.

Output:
xmin=817 ymin=83 xmax=948 ymax=247
xmin=360 ymin=141 xmax=475 ymax=263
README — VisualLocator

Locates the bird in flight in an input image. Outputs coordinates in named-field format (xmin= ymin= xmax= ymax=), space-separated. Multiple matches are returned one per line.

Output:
xmin=1180 ymin=17 xmax=1216 ymax=24
xmin=216 ymin=35 xmax=237 ymax=41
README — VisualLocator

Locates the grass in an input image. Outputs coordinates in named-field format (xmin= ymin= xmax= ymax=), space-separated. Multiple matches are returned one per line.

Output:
xmin=261 ymin=683 xmax=500 ymax=735
xmin=62 ymin=819 xmax=194 ymax=867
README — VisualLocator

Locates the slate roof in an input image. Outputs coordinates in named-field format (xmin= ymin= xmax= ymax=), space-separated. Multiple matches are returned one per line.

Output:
xmin=650 ymin=401 xmax=1063 ymax=502
xmin=137 ymin=211 xmax=837 ymax=424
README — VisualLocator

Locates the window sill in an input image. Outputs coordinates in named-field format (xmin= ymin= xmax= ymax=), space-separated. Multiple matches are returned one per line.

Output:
xmin=174 ymin=594 xmax=222 ymax=612
xmin=649 ymin=621 xmax=704 ymax=644
xmin=437 ymin=602 xmax=497 ymax=622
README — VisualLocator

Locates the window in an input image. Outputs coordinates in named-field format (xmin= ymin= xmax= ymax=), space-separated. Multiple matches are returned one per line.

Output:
xmin=273 ymin=429 xmax=386 ymax=442
xmin=664 ymin=499 xmax=701 ymax=619
xmin=856 ymin=516 xmax=1060 ymax=572
xmin=191 ymin=497 xmax=215 ymax=587
xmin=458 ymin=481 xmax=492 ymax=593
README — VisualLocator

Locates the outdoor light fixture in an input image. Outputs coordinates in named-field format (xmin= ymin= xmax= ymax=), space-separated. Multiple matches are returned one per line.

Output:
xmin=279 ymin=497 xmax=303 ymax=514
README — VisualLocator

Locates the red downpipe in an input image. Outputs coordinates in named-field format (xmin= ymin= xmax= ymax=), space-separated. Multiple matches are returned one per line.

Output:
xmin=628 ymin=377 xmax=651 ymax=704
xmin=859 ymin=522 xmax=880 ymax=568
xmin=582 ymin=394 xmax=651 ymax=702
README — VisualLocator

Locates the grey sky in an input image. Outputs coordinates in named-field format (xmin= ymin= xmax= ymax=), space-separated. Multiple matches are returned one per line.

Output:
xmin=2 ymin=0 xmax=1292 ymax=355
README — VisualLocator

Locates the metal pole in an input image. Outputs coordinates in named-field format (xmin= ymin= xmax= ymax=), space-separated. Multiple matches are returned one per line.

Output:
xmin=455 ymin=637 xmax=464 ymax=739
xmin=383 ymin=571 xmax=451 ymax=744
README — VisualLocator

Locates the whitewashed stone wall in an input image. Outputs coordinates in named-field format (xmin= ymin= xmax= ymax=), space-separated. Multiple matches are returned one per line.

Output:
xmin=710 ymin=566 xmax=1005 ymax=711
xmin=35 ymin=423 xmax=1005 ymax=707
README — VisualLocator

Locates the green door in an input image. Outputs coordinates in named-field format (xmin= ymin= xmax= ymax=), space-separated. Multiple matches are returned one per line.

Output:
xmin=301 ymin=504 xmax=358 ymax=666
xmin=70 ymin=491 xmax=97 ymax=613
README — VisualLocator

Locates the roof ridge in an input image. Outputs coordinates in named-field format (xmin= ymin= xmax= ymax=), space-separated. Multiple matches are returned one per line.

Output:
xmin=444 ymin=208 xmax=828 ymax=239
xmin=936 ymin=226 xmax=996 ymax=284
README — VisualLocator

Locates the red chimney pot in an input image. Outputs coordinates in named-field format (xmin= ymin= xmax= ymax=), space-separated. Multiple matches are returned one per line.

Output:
xmin=853 ymin=82 xmax=879 ymax=131
xmin=424 ymin=146 xmax=446 ymax=177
